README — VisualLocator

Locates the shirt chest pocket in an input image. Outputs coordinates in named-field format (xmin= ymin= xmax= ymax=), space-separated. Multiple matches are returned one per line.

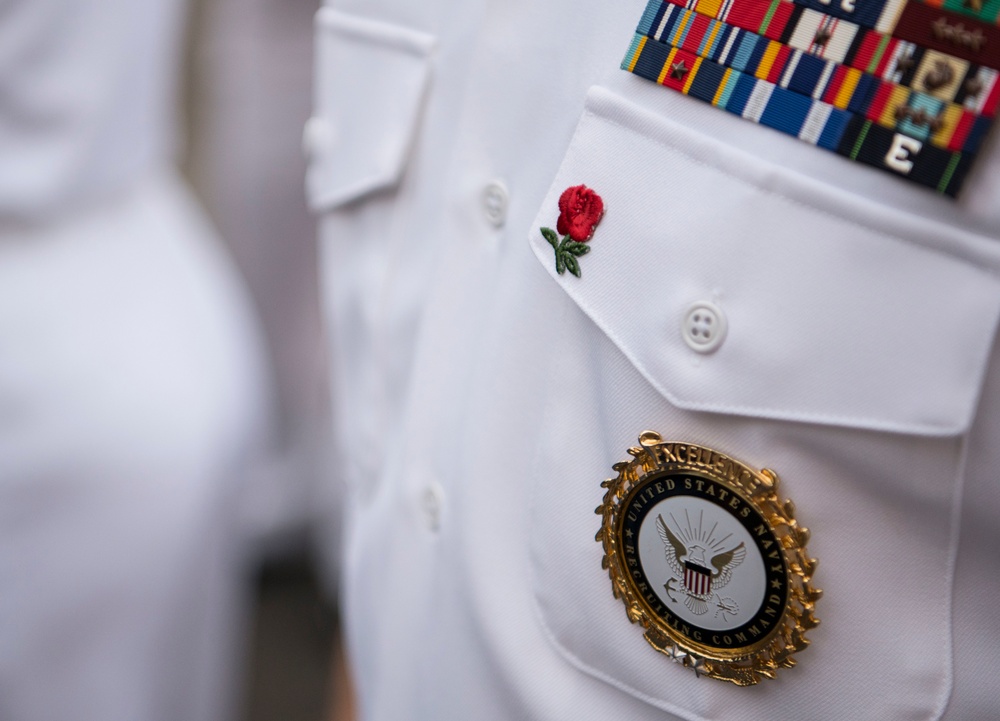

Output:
xmin=527 ymin=87 xmax=1000 ymax=720
xmin=306 ymin=7 xmax=434 ymax=212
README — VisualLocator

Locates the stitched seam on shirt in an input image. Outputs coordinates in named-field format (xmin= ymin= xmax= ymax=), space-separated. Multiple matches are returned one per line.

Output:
xmin=934 ymin=432 xmax=971 ymax=720
xmin=543 ymin=253 xmax=962 ymax=433
xmin=582 ymin=108 xmax=1000 ymax=282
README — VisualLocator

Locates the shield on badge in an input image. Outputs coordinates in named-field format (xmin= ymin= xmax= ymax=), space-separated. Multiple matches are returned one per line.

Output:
xmin=684 ymin=561 xmax=712 ymax=596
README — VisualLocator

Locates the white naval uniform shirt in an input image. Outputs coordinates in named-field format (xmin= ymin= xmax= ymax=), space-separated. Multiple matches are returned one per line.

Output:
xmin=309 ymin=1 xmax=1000 ymax=718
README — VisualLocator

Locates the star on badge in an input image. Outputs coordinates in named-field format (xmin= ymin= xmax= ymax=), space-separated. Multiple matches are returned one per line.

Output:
xmin=665 ymin=644 xmax=687 ymax=665
xmin=670 ymin=60 xmax=689 ymax=81
xmin=813 ymin=28 xmax=832 ymax=47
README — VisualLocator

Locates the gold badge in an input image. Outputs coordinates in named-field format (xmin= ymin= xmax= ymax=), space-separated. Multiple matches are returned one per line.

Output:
xmin=596 ymin=432 xmax=821 ymax=686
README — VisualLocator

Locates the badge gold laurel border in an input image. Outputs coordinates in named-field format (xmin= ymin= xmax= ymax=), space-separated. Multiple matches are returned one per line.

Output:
xmin=595 ymin=431 xmax=822 ymax=686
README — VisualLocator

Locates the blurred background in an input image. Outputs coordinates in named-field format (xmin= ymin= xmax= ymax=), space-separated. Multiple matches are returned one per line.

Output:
xmin=182 ymin=0 xmax=342 ymax=718
xmin=0 ymin=0 xmax=342 ymax=717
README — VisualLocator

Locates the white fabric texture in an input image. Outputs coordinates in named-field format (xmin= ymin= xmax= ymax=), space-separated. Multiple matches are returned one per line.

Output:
xmin=528 ymin=89 xmax=1000 ymax=436
xmin=0 ymin=172 xmax=269 ymax=721
xmin=0 ymin=0 xmax=183 ymax=220
xmin=312 ymin=0 xmax=1000 ymax=718
xmin=0 ymin=0 xmax=271 ymax=719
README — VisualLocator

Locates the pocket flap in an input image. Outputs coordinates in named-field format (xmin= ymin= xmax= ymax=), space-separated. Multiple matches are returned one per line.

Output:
xmin=307 ymin=9 xmax=435 ymax=211
xmin=529 ymin=87 xmax=1000 ymax=436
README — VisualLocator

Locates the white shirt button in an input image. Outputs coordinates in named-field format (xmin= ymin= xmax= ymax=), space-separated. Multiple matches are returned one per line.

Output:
xmin=420 ymin=482 xmax=445 ymax=532
xmin=482 ymin=180 xmax=509 ymax=228
xmin=682 ymin=301 xmax=727 ymax=354
xmin=302 ymin=116 xmax=337 ymax=158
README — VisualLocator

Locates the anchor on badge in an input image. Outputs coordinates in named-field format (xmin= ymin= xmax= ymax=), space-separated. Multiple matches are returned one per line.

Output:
xmin=657 ymin=514 xmax=745 ymax=617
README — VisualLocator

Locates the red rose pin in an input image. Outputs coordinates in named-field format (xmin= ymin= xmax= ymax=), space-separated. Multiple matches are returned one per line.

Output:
xmin=540 ymin=185 xmax=604 ymax=278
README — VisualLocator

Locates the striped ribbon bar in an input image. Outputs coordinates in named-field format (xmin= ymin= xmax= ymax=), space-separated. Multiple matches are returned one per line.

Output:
xmin=622 ymin=33 xmax=974 ymax=194
xmin=640 ymin=1 xmax=992 ymax=151
xmin=776 ymin=0 xmax=999 ymax=42
xmin=652 ymin=0 xmax=1000 ymax=109
xmin=911 ymin=0 xmax=1000 ymax=27
xmin=894 ymin=1 xmax=1000 ymax=63
xmin=793 ymin=0 xmax=906 ymax=32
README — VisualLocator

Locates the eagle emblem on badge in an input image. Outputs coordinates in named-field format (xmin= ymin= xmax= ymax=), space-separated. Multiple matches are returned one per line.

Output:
xmin=657 ymin=515 xmax=745 ymax=618
xmin=596 ymin=432 xmax=821 ymax=686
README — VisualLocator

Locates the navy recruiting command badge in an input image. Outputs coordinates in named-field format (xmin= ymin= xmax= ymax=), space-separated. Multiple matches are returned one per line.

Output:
xmin=596 ymin=432 xmax=821 ymax=686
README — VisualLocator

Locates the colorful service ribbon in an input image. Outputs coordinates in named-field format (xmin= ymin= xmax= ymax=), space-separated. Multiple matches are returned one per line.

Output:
xmin=622 ymin=32 xmax=973 ymax=193
xmin=638 ymin=3 xmax=992 ymax=151
xmin=911 ymin=0 xmax=1000 ymax=30
xmin=626 ymin=0 xmax=996 ymax=194
xmin=645 ymin=0 xmax=1000 ymax=112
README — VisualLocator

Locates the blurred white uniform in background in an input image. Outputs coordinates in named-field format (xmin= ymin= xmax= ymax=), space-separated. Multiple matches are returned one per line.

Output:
xmin=185 ymin=0 xmax=336 ymax=570
xmin=310 ymin=1 xmax=1000 ymax=719
xmin=0 ymin=1 xmax=270 ymax=720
